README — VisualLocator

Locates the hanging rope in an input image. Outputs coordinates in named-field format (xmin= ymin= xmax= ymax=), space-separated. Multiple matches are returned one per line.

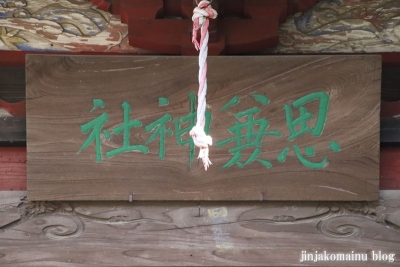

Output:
xmin=190 ymin=0 xmax=217 ymax=171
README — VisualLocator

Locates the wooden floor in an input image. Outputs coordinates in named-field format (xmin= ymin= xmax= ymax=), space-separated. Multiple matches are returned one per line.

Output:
xmin=1 ymin=191 xmax=400 ymax=266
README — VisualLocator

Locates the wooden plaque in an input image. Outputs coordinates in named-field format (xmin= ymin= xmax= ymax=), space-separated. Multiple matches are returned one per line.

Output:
xmin=26 ymin=55 xmax=381 ymax=201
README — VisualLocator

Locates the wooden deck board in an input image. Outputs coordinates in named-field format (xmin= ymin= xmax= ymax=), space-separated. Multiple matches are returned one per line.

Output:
xmin=1 ymin=191 xmax=400 ymax=266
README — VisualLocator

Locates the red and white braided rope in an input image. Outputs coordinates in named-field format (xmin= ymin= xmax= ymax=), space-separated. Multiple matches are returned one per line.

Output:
xmin=189 ymin=0 xmax=217 ymax=171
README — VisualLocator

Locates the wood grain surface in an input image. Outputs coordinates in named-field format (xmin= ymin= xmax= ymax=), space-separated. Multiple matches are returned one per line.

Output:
xmin=26 ymin=55 xmax=381 ymax=201
xmin=1 ymin=191 xmax=400 ymax=266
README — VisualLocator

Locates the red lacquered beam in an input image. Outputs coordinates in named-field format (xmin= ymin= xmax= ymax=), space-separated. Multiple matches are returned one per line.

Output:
xmin=287 ymin=0 xmax=320 ymax=15
xmin=382 ymin=101 xmax=400 ymax=118
xmin=0 ymin=147 xmax=27 ymax=191
xmin=90 ymin=0 xmax=111 ymax=12
xmin=381 ymin=147 xmax=400 ymax=190
xmin=0 ymin=99 xmax=26 ymax=116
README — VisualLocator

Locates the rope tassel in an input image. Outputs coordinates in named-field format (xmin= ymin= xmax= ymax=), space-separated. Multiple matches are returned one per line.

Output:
xmin=191 ymin=0 xmax=217 ymax=171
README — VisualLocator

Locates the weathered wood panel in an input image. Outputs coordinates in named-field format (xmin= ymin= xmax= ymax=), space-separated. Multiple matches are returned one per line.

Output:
xmin=1 ymin=191 xmax=400 ymax=266
xmin=2 ymin=100 xmax=396 ymax=192
xmin=26 ymin=55 xmax=380 ymax=201
xmin=1 ymin=65 xmax=399 ymax=104
xmin=3 ymin=108 xmax=395 ymax=144
xmin=3 ymin=146 xmax=400 ymax=191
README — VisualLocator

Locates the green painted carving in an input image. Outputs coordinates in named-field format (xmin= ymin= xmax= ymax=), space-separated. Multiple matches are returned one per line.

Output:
xmin=220 ymin=96 xmax=239 ymax=111
xmin=251 ymin=94 xmax=270 ymax=105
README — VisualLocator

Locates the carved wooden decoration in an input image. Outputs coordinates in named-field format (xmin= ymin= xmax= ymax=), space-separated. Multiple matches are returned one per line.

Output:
xmin=0 ymin=191 xmax=399 ymax=266
xmin=26 ymin=55 xmax=380 ymax=201
xmin=0 ymin=0 xmax=319 ymax=56
xmin=2 ymin=0 xmax=400 ymax=55
xmin=0 ymin=0 xmax=141 ymax=53
xmin=273 ymin=0 xmax=400 ymax=53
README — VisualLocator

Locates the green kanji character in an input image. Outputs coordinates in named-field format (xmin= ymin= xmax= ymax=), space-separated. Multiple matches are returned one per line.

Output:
xmin=173 ymin=93 xmax=211 ymax=166
xmin=78 ymin=99 xmax=109 ymax=163
xmin=277 ymin=145 xmax=329 ymax=169
xmin=284 ymin=92 xmax=329 ymax=141
xmin=278 ymin=92 xmax=341 ymax=169
xmin=106 ymin=101 xmax=148 ymax=158
xmin=145 ymin=98 xmax=173 ymax=159
xmin=217 ymin=95 xmax=281 ymax=168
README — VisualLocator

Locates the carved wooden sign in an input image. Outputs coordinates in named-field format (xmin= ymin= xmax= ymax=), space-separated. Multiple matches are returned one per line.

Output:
xmin=26 ymin=55 xmax=381 ymax=201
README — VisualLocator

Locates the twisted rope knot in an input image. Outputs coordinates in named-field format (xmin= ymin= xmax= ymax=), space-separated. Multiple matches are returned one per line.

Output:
xmin=192 ymin=1 xmax=217 ymax=51
xmin=190 ymin=125 xmax=212 ymax=170
xmin=191 ymin=0 xmax=216 ymax=171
